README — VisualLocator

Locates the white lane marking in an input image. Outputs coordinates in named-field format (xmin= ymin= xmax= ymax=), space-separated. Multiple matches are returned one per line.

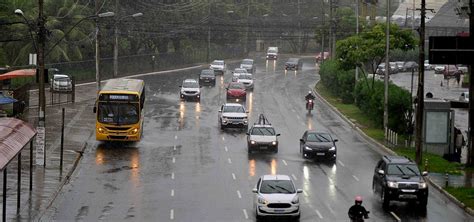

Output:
xmin=228 ymin=158 xmax=232 ymax=164
xmin=222 ymin=136 xmax=225 ymax=141
xmin=171 ymin=172 xmax=175 ymax=180
xmin=338 ymin=160 xmax=345 ymax=167
xmin=225 ymin=146 xmax=228 ymax=152
xmin=390 ymin=211 xmax=401 ymax=222
xmin=326 ymin=203 xmax=336 ymax=215
xmin=292 ymin=174 xmax=297 ymax=181
xmin=170 ymin=209 xmax=174 ymax=220
xmin=282 ymin=160 xmax=288 ymax=166
xmin=243 ymin=209 xmax=249 ymax=220
xmin=352 ymin=175 xmax=360 ymax=181
xmin=171 ymin=189 xmax=174 ymax=197
xmin=315 ymin=209 xmax=323 ymax=219
xmin=172 ymin=157 xmax=176 ymax=163
xmin=176 ymin=126 xmax=179 ymax=130
xmin=296 ymin=115 xmax=301 ymax=120
xmin=237 ymin=190 xmax=242 ymax=199
xmin=174 ymin=135 xmax=178 ymax=140
xmin=232 ymin=173 xmax=236 ymax=180
xmin=291 ymin=109 xmax=296 ymax=113
xmin=173 ymin=145 xmax=176 ymax=151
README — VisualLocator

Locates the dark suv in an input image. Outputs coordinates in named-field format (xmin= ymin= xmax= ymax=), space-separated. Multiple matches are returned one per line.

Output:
xmin=372 ymin=156 xmax=428 ymax=208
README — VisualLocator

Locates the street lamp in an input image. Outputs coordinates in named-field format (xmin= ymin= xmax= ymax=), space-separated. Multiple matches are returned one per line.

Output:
xmin=113 ymin=12 xmax=143 ymax=78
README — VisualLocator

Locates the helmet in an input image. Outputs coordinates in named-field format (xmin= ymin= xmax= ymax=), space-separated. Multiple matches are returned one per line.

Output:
xmin=355 ymin=196 xmax=363 ymax=205
xmin=308 ymin=91 xmax=312 ymax=94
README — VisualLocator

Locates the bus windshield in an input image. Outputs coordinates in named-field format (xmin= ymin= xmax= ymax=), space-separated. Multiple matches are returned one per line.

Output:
xmin=98 ymin=102 xmax=139 ymax=125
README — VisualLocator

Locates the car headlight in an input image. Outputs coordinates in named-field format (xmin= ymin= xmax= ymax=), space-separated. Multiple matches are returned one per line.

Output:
xmin=291 ymin=195 xmax=299 ymax=204
xmin=258 ymin=196 xmax=268 ymax=205
xmin=244 ymin=120 xmax=248 ymax=123
xmin=387 ymin=181 xmax=398 ymax=188
xmin=272 ymin=141 xmax=277 ymax=145
xmin=97 ymin=127 xmax=107 ymax=134
xmin=419 ymin=182 xmax=427 ymax=189
xmin=250 ymin=140 xmax=256 ymax=145
xmin=128 ymin=128 xmax=139 ymax=135
xmin=329 ymin=146 xmax=336 ymax=151
xmin=304 ymin=146 xmax=312 ymax=151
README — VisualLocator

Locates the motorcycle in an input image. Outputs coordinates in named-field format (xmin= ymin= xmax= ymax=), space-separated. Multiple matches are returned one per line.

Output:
xmin=349 ymin=210 xmax=370 ymax=222
xmin=306 ymin=99 xmax=314 ymax=114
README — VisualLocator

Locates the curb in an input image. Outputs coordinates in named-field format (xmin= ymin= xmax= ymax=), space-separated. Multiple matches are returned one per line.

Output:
xmin=313 ymin=84 xmax=474 ymax=216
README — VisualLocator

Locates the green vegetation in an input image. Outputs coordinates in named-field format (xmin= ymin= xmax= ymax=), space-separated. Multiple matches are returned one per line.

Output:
xmin=445 ymin=187 xmax=474 ymax=209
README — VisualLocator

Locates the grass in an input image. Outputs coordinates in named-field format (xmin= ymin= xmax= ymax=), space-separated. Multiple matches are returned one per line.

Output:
xmin=394 ymin=148 xmax=464 ymax=174
xmin=445 ymin=187 xmax=474 ymax=209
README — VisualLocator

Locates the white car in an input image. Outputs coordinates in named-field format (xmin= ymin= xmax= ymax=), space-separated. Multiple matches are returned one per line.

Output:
xmin=179 ymin=79 xmax=201 ymax=101
xmin=460 ymin=92 xmax=469 ymax=102
xmin=253 ymin=174 xmax=302 ymax=220
xmin=209 ymin=60 xmax=226 ymax=75
xmin=50 ymin=74 xmax=72 ymax=92
xmin=424 ymin=60 xmax=432 ymax=70
xmin=240 ymin=59 xmax=255 ymax=73
xmin=218 ymin=103 xmax=248 ymax=130
xmin=434 ymin=65 xmax=445 ymax=74
xmin=266 ymin=47 xmax=278 ymax=60
xmin=247 ymin=122 xmax=280 ymax=153
xmin=236 ymin=73 xmax=254 ymax=90
xmin=232 ymin=68 xmax=248 ymax=81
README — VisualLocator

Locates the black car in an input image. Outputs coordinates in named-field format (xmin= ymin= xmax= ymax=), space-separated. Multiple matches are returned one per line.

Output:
xmin=285 ymin=58 xmax=302 ymax=70
xmin=199 ymin=69 xmax=216 ymax=86
xmin=372 ymin=156 xmax=428 ymax=209
xmin=299 ymin=131 xmax=337 ymax=161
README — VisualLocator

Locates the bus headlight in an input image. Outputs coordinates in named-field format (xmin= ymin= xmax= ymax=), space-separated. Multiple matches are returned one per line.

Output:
xmin=97 ymin=127 xmax=107 ymax=134
xmin=129 ymin=128 xmax=139 ymax=135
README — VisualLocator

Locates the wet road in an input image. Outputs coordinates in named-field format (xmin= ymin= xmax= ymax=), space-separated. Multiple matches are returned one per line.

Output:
xmin=43 ymin=56 xmax=473 ymax=221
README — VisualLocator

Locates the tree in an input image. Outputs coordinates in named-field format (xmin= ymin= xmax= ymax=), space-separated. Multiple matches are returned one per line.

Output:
xmin=336 ymin=23 xmax=417 ymax=88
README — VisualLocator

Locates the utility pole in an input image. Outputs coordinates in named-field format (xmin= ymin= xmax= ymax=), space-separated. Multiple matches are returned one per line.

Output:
xmin=37 ymin=0 xmax=46 ymax=166
xmin=329 ymin=0 xmax=333 ymax=58
xmin=95 ymin=0 xmax=101 ymax=91
xmin=321 ymin=0 xmax=326 ymax=63
xmin=415 ymin=0 xmax=427 ymax=165
xmin=412 ymin=0 xmax=416 ymax=30
xmin=113 ymin=0 xmax=119 ymax=78
xmin=298 ymin=0 xmax=302 ymax=53
xmin=245 ymin=0 xmax=250 ymax=54
xmin=207 ymin=0 xmax=211 ymax=63
xmin=467 ymin=0 xmax=474 ymax=166
xmin=355 ymin=0 xmax=359 ymax=81
xmin=384 ymin=0 xmax=390 ymax=136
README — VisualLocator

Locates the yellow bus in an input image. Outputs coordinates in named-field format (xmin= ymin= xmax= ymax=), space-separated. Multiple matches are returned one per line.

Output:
xmin=93 ymin=78 xmax=145 ymax=141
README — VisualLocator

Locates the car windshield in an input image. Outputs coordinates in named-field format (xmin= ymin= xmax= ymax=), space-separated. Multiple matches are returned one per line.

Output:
xmin=307 ymin=133 xmax=332 ymax=142
xmin=251 ymin=127 xmax=275 ymax=136
xmin=98 ymin=102 xmax=139 ymax=125
xmin=238 ymin=74 xmax=252 ymax=80
xmin=242 ymin=60 xmax=253 ymax=65
xmin=268 ymin=49 xmax=277 ymax=53
xmin=201 ymin=70 xmax=214 ymax=76
xmin=212 ymin=61 xmax=224 ymax=65
xmin=183 ymin=81 xmax=198 ymax=88
xmin=288 ymin=59 xmax=298 ymax=63
xmin=260 ymin=180 xmax=295 ymax=194
xmin=387 ymin=164 xmax=421 ymax=176
xmin=229 ymin=83 xmax=244 ymax=89
xmin=223 ymin=105 xmax=245 ymax=113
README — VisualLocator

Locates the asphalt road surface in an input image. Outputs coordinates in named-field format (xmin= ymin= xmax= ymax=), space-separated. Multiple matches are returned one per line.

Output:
xmin=42 ymin=55 xmax=473 ymax=221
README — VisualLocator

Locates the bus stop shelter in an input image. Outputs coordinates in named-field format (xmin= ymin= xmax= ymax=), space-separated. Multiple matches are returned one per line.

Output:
xmin=0 ymin=118 xmax=36 ymax=221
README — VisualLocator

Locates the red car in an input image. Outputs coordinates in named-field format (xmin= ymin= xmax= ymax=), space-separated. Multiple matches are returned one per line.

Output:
xmin=226 ymin=82 xmax=246 ymax=101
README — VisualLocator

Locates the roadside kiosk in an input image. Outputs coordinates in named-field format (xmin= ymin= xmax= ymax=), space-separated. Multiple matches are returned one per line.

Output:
xmin=423 ymin=98 xmax=456 ymax=159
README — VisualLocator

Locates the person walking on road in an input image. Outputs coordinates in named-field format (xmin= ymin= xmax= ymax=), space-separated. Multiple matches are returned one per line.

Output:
xmin=455 ymin=71 xmax=461 ymax=86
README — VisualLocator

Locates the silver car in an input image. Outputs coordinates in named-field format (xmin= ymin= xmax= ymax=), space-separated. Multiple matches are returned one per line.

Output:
xmin=253 ymin=174 xmax=302 ymax=220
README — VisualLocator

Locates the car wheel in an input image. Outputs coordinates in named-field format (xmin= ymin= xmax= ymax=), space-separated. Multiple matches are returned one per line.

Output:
xmin=293 ymin=213 xmax=300 ymax=221
xmin=274 ymin=147 xmax=278 ymax=153
xmin=248 ymin=147 xmax=252 ymax=154
xmin=220 ymin=124 xmax=225 ymax=130
xmin=382 ymin=188 xmax=390 ymax=209
xmin=255 ymin=208 xmax=263 ymax=221
xmin=372 ymin=180 xmax=377 ymax=193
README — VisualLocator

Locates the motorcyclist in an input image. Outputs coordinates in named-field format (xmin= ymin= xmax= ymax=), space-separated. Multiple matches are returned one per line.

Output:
xmin=348 ymin=196 xmax=369 ymax=221
xmin=305 ymin=91 xmax=316 ymax=101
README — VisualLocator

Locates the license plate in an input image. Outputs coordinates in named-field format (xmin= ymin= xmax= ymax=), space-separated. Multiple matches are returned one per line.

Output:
xmin=204 ymin=80 xmax=210 ymax=82
xmin=260 ymin=146 xmax=268 ymax=150
xmin=401 ymin=189 xmax=416 ymax=193
xmin=399 ymin=194 xmax=417 ymax=199
xmin=274 ymin=209 xmax=285 ymax=212
xmin=316 ymin=152 xmax=325 ymax=156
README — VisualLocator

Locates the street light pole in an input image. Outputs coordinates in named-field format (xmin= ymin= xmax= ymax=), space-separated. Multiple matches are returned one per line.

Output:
xmin=384 ymin=0 xmax=390 ymax=136
xmin=95 ymin=0 xmax=101 ymax=92
xmin=207 ymin=0 xmax=211 ymax=63
xmin=113 ymin=12 xmax=143 ymax=78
